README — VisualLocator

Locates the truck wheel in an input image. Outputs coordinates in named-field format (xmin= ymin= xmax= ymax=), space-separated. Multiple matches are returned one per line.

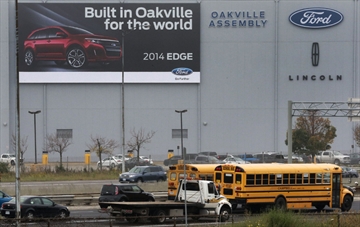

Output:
xmin=341 ymin=195 xmax=353 ymax=212
xmin=137 ymin=178 xmax=143 ymax=183
xmin=334 ymin=159 xmax=340 ymax=165
xmin=11 ymin=160 xmax=15 ymax=166
xmin=151 ymin=209 xmax=166 ymax=224
xmin=219 ymin=206 xmax=231 ymax=222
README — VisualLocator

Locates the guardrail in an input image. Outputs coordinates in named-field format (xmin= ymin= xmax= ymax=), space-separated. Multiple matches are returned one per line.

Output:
xmin=46 ymin=193 xmax=168 ymax=206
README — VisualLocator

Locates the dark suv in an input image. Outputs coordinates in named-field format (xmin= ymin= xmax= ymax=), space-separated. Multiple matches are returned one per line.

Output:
xmin=98 ymin=184 xmax=155 ymax=208
xmin=119 ymin=166 xmax=167 ymax=183
xmin=24 ymin=26 xmax=121 ymax=69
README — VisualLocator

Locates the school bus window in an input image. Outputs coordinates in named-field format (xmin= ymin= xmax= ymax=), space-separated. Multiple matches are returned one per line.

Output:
xmin=224 ymin=173 xmax=233 ymax=183
xmin=270 ymin=174 xmax=275 ymax=185
xmin=263 ymin=174 xmax=269 ymax=184
xmin=324 ymin=173 xmax=330 ymax=183
xmin=283 ymin=174 xmax=289 ymax=184
xmin=316 ymin=173 xmax=323 ymax=184
xmin=247 ymin=174 xmax=255 ymax=185
xmin=290 ymin=174 xmax=295 ymax=184
xmin=276 ymin=174 xmax=282 ymax=184
xmin=170 ymin=172 xmax=177 ymax=181
xmin=310 ymin=173 xmax=316 ymax=183
xmin=215 ymin=172 xmax=221 ymax=182
xmin=304 ymin=173 xmax=309 ymax=184
xmin=256 ymin=174 xmax=262 ymax=185
xmin=190 ymin=173 xmax=196 ymax=178
xmin=297 ymin=174 xmax=302 ymax=184
xmin=235 ymin=174 xmax=241 ymax=184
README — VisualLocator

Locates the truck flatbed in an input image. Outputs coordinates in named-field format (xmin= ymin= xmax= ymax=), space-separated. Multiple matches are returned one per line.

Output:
xmin=99 ymin=200 xmax=205 ymax=208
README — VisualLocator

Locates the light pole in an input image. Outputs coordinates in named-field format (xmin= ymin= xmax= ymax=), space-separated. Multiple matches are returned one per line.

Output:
xmin=175 ymin=109 xmax=187 ymax=226
xmin=121 ymin=30 xmax=126 ymax=173
xmin=28 ymin=110 xmax=41 ymax=164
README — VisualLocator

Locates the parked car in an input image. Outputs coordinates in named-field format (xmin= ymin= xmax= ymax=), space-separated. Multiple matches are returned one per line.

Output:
xmin=119 ymin=166 xmax=167 ymax=183
xmin=194 ymin=155 xmax=225 ymax=164
xmin=24 ymin=26 xmax=122 ymax=69
xmin=350 ymin=153 xmax=360 ymax=164
xmin=98 ymin=184 xmax=155 ymax=208
xmin=163 ymin=153 xmax=198 ymax=166
xmin=118 ymin=157 xmax=150 ymax=171
xmin=163 ymin=155 xmax=182 ymax=166
xmin=253 ymin=153 xmax=286 ymax=163
xmin=341 ymin=166 xmax=359 ymax=178
xmin=235 ymin=154 xmax=260 ymax=163
xmin=0 ymin=190 xmax=12 ymax=206
xmin=139 ymin=156 xmax=154 ymax=165
xmin=223 ymin=156 xmax=250 ymax=164
xmin=0 ymin=196 xmax=70 ymax=219
xmin=113 ymin=154 xmax=131 ymax=162
xmin=97 ymin=156 xmax=122 ymax=169
xmin=216 ymin=154 xmax=230 ymax=160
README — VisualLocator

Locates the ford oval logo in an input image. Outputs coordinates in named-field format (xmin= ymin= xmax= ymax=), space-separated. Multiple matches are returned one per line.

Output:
xmin=172 ymin=67 xmax=193 ymax=76
xmin=289 ymin=7 xmax=343 ymax=28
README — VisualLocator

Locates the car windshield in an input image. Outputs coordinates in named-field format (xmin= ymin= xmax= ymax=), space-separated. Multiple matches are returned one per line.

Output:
xmin=129 ymin=167 xmax=144 ymax=173
xmin=61 ymin=26 xmax=93 ymax=35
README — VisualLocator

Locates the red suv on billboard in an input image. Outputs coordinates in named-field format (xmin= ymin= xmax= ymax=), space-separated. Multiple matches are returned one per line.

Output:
xmin=23 ymin=26 xmax=122 ymax=69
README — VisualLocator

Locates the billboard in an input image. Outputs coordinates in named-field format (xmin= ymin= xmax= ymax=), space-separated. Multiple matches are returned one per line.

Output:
xmin=18 ymin=3 xmax=200 ymax=83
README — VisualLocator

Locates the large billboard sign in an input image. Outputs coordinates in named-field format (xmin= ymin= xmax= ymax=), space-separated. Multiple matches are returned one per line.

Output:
xmin=18 ymin=3 xmax=200 ymax=83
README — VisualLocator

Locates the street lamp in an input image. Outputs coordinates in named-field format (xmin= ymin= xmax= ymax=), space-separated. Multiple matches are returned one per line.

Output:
xmin=121 ymin=30 xmax=127 ymax=173
xmin=175 ymin=109 xmax=187 ymax=226
xmin=28 ymin=110 xmax=41 ymax=164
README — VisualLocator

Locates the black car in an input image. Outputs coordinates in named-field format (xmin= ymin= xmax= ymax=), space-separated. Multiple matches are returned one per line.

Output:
xmin=163 ymin=153 xmax=198 ymax=166
xmin=119 ymin=166 xmax=167 ymax=183
xmin=1 ymin=196 xmax=70 ymax=219
xmin=99 ymin=184 xmax=155 ymax=208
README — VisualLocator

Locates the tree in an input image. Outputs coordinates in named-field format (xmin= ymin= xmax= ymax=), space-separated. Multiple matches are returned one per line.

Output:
xmin=353 ymin=124 xmax=360 ymax=147
xmin=45 ymin=133 xmax=72 ymax=169
xmin=11 ymin=134 xmax=28 ymax=164
xmin=87 ymin=135 xmax=119 ymax=170
xmin=285 ymin=111 xmax=337 ymax=158
xmin=127 ymin=128 xmax=155 ymax=164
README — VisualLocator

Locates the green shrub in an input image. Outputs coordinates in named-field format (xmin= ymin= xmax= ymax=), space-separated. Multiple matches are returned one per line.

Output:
xmin=0 ymin=163 xmax=10 ymax=173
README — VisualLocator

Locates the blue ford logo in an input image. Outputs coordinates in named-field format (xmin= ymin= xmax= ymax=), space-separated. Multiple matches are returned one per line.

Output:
xmin=289 ymin=7 xmax=343 ymax=28
xmin=171 ymin=67 xmax=193 ymax=76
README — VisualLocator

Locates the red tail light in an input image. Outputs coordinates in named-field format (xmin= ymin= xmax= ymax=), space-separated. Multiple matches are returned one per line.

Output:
xmin=115 ymin=186 xmax=119 ymax=195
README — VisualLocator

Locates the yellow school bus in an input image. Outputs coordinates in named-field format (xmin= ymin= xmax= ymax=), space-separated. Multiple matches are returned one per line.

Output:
xmin=214 ymin=163 xmax=354 ymax=211
xmin=167 ymin=164 xmax=219 ymax=200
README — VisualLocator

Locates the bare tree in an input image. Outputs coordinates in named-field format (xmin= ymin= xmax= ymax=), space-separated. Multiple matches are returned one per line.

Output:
xmin=44 ymin=133 xmax=72 ymax=168
xmin=127 ymin=128 xmax=156 ymax=163
xmin=87 ymin=135 xmax=119 ymax=170
xmin=11 ymin=134 xmax=28 ymax=163
xmin=353 ymin=124 xmax=360 ymax=147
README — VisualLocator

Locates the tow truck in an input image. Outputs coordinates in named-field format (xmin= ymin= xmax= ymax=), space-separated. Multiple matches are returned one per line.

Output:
xmin=99 ymin=179 xmax=232 ymax=224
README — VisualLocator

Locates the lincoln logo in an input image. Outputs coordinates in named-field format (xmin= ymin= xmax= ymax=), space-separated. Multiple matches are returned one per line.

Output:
xmin=312 ymin=42 xmax=319 ymax=66
xmin=289 ymin=7 xmax=343 ymax=28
